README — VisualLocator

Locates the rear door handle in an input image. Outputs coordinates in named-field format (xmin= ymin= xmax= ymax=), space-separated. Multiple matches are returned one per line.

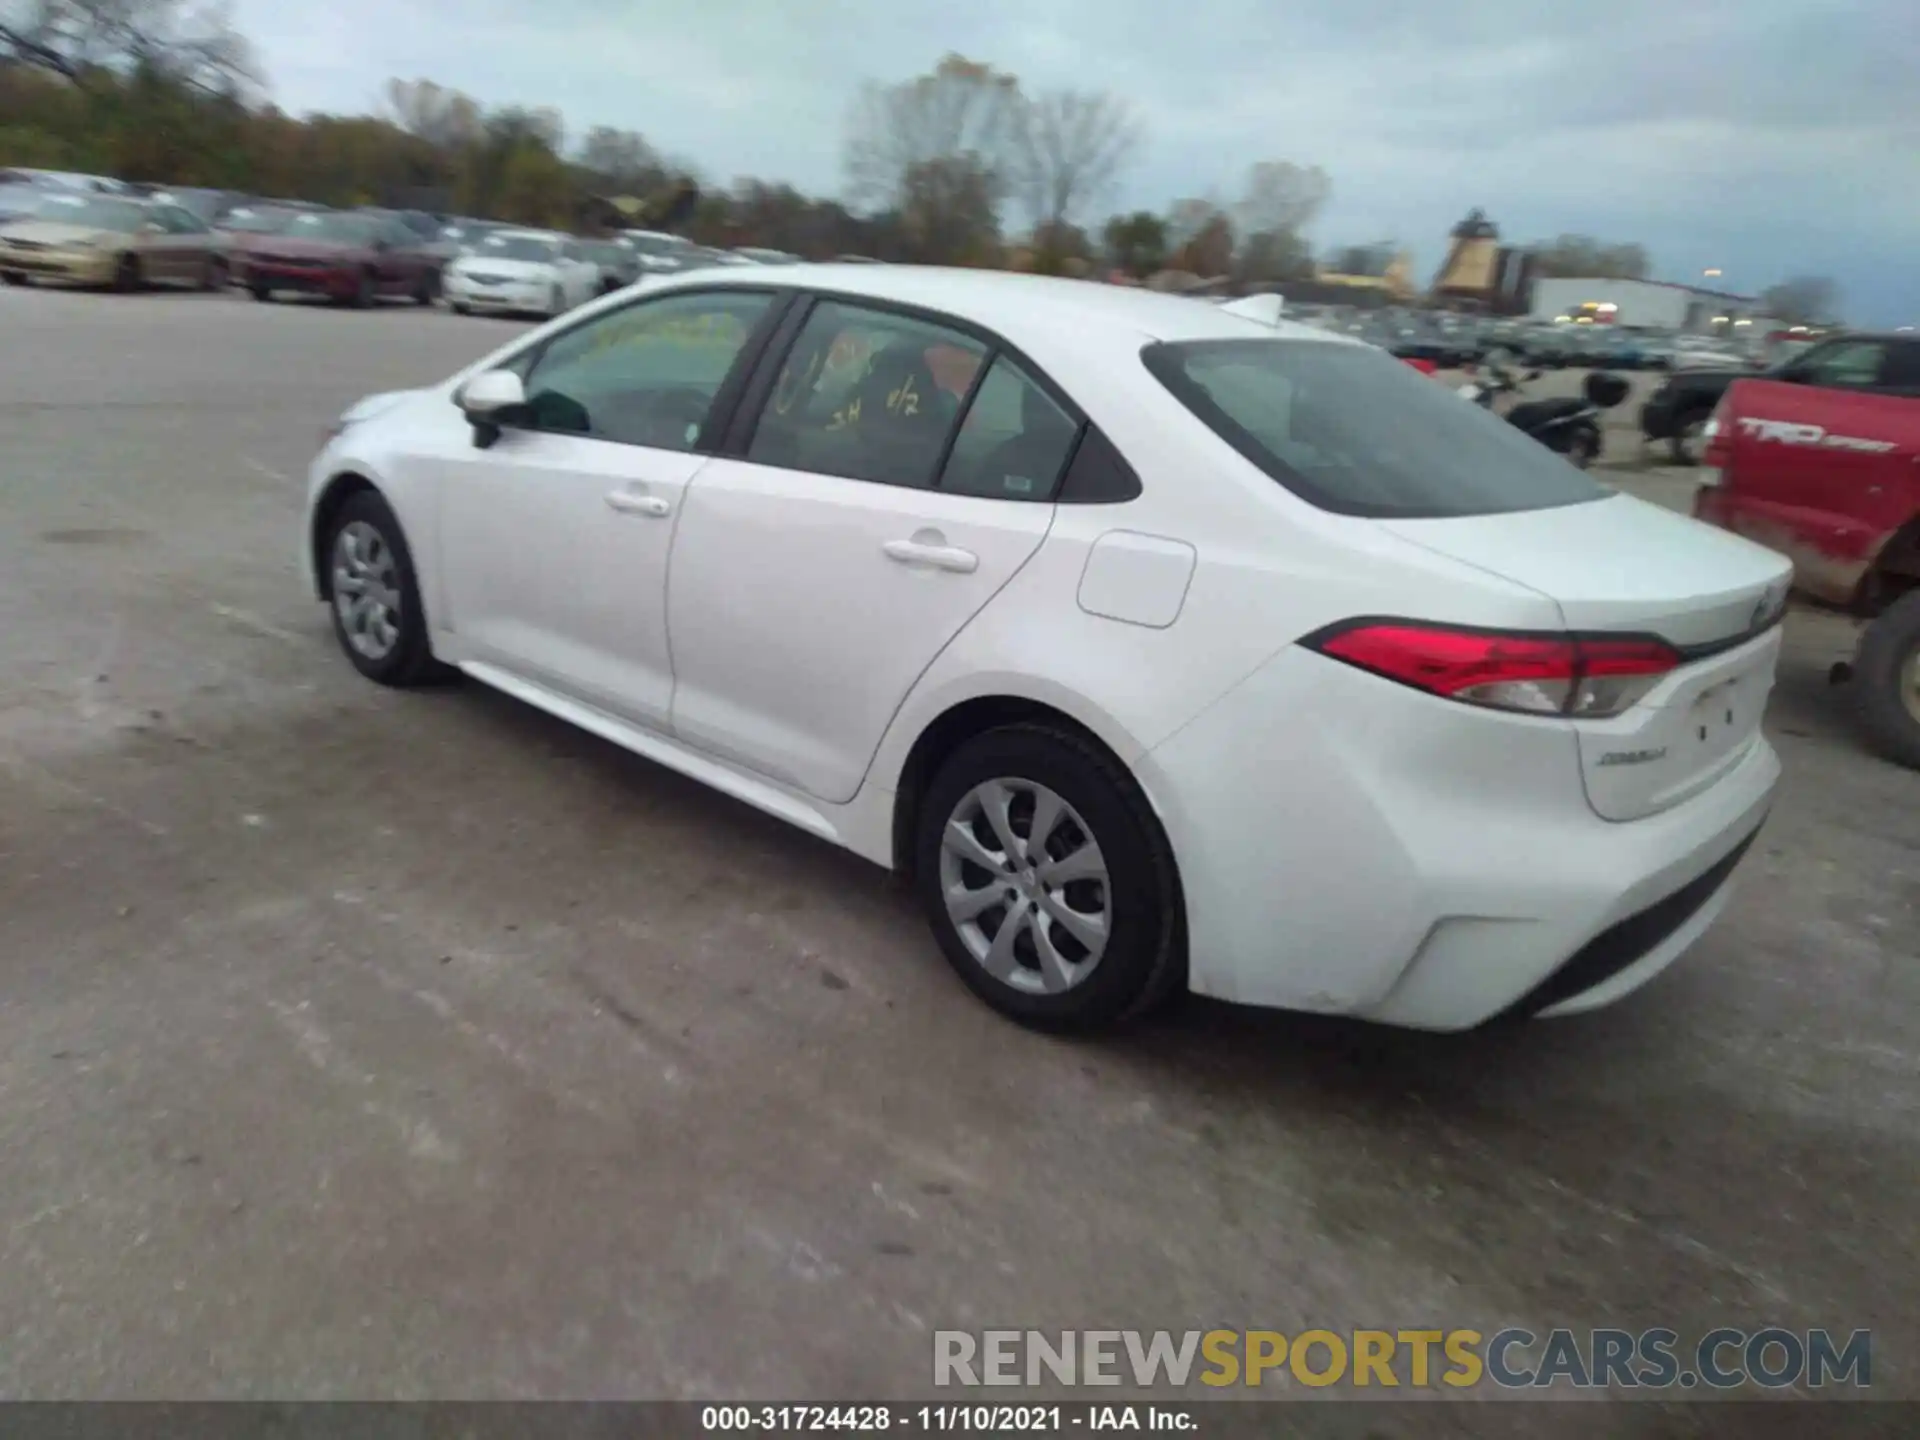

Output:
xmin=883 ymin=539 xmax=978 ymax=573
xmin=605 ymin=490 xmax=671 ymax=518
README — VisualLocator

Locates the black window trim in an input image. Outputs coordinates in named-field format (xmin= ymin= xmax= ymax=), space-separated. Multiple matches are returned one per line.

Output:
xmin=471 ymin=284 xmax=798 ymax=455
xmin=717 ymin=285 xmax=1124 ymax=504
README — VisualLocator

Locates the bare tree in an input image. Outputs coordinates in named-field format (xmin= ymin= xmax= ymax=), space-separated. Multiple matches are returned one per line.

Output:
xmin=383 ymin=77 xmax=482 ymax=151
xmin=1233 ymin=160 xmax=1331 ymax=239
xmin=1 ymin=0 xmax=256 ymax=92
xmin=575 ymin=125 xmax=662 ymax=192
xmin=843 ymin=52 xmax=1022 ymax=225
xmin=1760 ymin=275 xmax=1842 ymax=325
xmin=1010 ymin=88 xmax=1141 ymax=232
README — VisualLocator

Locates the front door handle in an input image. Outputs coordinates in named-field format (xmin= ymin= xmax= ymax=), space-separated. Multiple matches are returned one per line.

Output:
xmin=883 ymin=538 xmax=978 ymax=573
xmin=606 ymin=490 xmax=671 ymax=518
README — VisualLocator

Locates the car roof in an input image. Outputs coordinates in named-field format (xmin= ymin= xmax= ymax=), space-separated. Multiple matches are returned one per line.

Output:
xmin=656 ymin=264 xmax=1347 ymax=348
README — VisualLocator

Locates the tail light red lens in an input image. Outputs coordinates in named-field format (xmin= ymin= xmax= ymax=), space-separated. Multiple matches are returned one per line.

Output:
xmin=1307 ymin=621 xmax=1680 ymax=718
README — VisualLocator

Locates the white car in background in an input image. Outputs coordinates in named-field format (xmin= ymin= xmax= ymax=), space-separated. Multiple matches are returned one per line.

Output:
xmin=303 ymin=266 xmax=1788 ymax=1033
xmin=441 ymin=230 xmax=601 ymax=318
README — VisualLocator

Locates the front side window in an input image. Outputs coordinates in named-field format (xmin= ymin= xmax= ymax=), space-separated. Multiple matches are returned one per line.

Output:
xmin=37 ymin=195 xmax=146 ymax=232
xmin=518 ymin=289 xmax=775 ymax=451
xmin=747 ymin=301 xmax=985 ymax=488
xmin=1144 ymin=338 xmax=1607 ymax=519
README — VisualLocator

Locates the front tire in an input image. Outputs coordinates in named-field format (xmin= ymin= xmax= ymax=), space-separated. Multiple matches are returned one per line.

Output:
xmin=113 ymin=253 xmax=143 ymax=293
xmin=323 ymin=490 xmax=439 ymax=687
xmin=413 ymin=270 xmax=436 ymax=306
xmin=914 ymin=724 xmax=1183 ymax=1031
xmin=202 ymin=256 xmax=228 ymax=291
xmin=348 ymin=269 xmax=375 ymax=308
xmin=251 ymin=282 xmax=273 ymax=303
xmin=1668 ymin=412 xmax=1709 ymax=466
xmin=1565 ymin=426 xmax=1601 ymax=470
xmin=1854 ymin=592 xmax=1920 ymax=770
xmin=1 ymin=271 xmax=27 ymax=287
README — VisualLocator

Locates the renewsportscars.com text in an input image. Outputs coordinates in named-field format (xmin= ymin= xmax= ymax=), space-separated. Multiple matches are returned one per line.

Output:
xmin=933 ymin=1328 xmax=1871 ymax=1391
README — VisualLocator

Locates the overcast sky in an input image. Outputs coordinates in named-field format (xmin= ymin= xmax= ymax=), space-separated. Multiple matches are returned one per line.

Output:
xmin=231 ymin=0 xmax=1920 ymax=324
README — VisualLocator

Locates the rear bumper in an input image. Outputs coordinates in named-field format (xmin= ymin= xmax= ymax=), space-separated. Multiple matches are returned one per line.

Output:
xmin=1140 ymin=646 xmax=1781 ymax=1030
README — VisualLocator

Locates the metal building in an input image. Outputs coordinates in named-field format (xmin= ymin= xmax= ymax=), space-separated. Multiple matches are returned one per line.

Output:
xmin=1528 ymin=277 xmax=1762 ymax=333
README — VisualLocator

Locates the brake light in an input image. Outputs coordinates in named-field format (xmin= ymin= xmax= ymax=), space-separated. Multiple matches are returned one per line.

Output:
xmin=1307 ymin=622 xmax=1680 ymax=718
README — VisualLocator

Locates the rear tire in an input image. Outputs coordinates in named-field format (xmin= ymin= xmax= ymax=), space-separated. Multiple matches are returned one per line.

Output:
xmin=201 ymin=256 xmax=228 ymax=291
xmin=413 ymin=270 xmax=436 ymax=306
xmin=250 ymin=283 xmax=273 ymax=302
xmin=1 ymin=271 xmax=26 ymax=287
xmin=349 ymin=268 xmax=375 ymax=308
xmin=1566 ymin=427 xmax=1600 ymax=470
xmin=549 ymin=283 xmax=564 ymax=316
xmin=913 ymin=724 xmax=1184 ymax=1031
xmin=113 ymin=253 xmax=142 ymax=293
xmin=452 ymin=301 xmax=470 ymax=316
xmin=1853 ymin=592 xmax=1920 ymax=770
xmin=322 ymin=490 xmax=440 ymax=688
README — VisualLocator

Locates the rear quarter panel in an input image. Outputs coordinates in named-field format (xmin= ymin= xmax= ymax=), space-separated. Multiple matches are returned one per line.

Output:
xmin=1709 ymin=378 xmax=1920 ymax=605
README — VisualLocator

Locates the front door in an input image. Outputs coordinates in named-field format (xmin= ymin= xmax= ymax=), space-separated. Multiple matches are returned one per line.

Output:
xmin=437 ymin=286 xmax=781 ymax=729
xmin=666 ymin=299 xmax=1082 ymax=803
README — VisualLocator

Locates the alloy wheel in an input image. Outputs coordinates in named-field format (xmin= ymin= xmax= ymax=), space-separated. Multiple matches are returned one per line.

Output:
xmin=331 ymin=520 xmax=402 ymax=660
xmin=938 ymin=778 xmax=1110 ymax=995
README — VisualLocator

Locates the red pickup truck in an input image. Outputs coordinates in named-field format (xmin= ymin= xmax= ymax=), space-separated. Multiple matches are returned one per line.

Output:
xmin=1691 ymin=332 xmax=1920 ymax=765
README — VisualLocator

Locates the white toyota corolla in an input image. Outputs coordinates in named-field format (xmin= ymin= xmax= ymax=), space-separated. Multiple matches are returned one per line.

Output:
xmin=442 ymin=228 xmax=601 ymax=318
xmin=304 ymin=266 xmax=1790 ymax=1031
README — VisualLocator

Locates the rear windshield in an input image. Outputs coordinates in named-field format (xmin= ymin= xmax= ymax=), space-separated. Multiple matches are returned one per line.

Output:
xmin=1142 ymin=338 xmax=1608 ymax=519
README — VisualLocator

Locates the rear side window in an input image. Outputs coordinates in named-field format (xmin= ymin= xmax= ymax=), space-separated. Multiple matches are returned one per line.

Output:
xmin=1142 ymin=338 xmax=1608 ymax=519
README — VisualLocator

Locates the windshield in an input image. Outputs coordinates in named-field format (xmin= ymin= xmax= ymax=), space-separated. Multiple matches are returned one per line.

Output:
xmin=1143 ymin=338 xmax=1608 ymax=519
xmin=476 ymin=234 xmax=560 ymax=263
xmin=623 ymin=232 xmax=688 ymax=257
xmin=32 ymin=195 xmax=148 ymax=232
xmin=285 ymin=212 xmax=383 ymax=245
xmin=220 ymin=208 xmax=294 ymax=234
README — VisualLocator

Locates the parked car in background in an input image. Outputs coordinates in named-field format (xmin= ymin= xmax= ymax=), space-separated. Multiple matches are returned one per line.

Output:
xmin=0 ymin=192 xmax=228 ymax=291
xmin=733 ymin=246 xmax=802 ymax=265
xmin=216 ymin=204 xmax=302 ymax=285
xmin=145 ymin=187 xmax=243 ymax=225
xmin=1692 ymin=332 xmax=1920 ymax=765
xmin=246 ymin=209 xmax=440 ymax=307
xmin=0 ymin=182 xmax=50 ymax=223
xmin=0 ymin=167 xmax=132 ymax=195
xmin=1670 ymin=335 xmax=1752 ymax=372
xmin=580 ymin=237 xmax=643 ymax=294
xmin=1641 ymin=331 xmax=1877 ymax=463
xmin=360 ymin=207 xmax=457 ymax=265
xmin=619 ymin=229 xmax=697 ymax=274
xmin=440 ymin=218 xmax=502 ymax=252
xmin=442 ymin=229 xmax=602 ymax=317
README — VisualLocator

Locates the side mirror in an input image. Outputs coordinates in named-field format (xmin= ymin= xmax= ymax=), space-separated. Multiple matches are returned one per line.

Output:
xmin=456 ymin=370 xmax=527 ymax=447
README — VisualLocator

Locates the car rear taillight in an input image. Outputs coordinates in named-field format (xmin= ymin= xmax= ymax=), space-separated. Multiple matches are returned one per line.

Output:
xmin=1306 ymin=621 xmax=1680 ymax=719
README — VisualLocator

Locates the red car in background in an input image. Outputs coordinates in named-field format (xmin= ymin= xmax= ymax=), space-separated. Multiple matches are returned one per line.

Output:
xmin=1691 ymin=331 xmax=1920 ymax=765
xmin=245 ymin=210 xmax=440 ymax=307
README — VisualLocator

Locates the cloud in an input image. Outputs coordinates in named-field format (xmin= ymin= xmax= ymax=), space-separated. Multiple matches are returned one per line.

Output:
xmin=228 ymin=0 xmax=1920 ymax=322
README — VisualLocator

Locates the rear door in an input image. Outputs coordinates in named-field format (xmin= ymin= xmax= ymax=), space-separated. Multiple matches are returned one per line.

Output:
xmin=664 ymin=297 xmax=1078 ymax=803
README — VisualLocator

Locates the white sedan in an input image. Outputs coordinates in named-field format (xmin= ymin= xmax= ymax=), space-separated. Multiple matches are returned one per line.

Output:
xmin=442 ymin=229 xmax=601 ymax=318
xmin=303 ymin=266 xmax=1789 ymax=1032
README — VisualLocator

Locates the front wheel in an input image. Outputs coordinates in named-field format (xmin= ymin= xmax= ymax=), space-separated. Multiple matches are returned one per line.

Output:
xmin=1669 ymin=413 xmax=1709 ymax=466
xmin=1854 ymin=591 xmax=1920 ymax=769
xmin=413 ymin=270 xmax=436 ymax=305
xmin=201 ymin=256 xmax=228 ymax=291
xmin=348 ymin=269 xmax=375 ymax=308
xmin=1 ymin=271 xmax=26 ymax=287
xmin=323 ymin=490 xmax=440 ymax=687
xmin=113 ymin=253 xmax=142 ymax=293
xmin=251 ymin=282 xmax=273 ymax=302
xmin=914 ymin=724 xmax=1184 ymax=1031
xmin=1565 ymin=426 xmax=1601 ymax=470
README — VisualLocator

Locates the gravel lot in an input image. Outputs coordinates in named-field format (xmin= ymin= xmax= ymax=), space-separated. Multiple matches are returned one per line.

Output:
xmin=1 ymin=286 xmax=1916 ymax=1423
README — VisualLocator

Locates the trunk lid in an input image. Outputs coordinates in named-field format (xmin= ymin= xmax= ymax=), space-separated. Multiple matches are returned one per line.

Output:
xmin=1383 ymin=493 xmax=1791 ymax=821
